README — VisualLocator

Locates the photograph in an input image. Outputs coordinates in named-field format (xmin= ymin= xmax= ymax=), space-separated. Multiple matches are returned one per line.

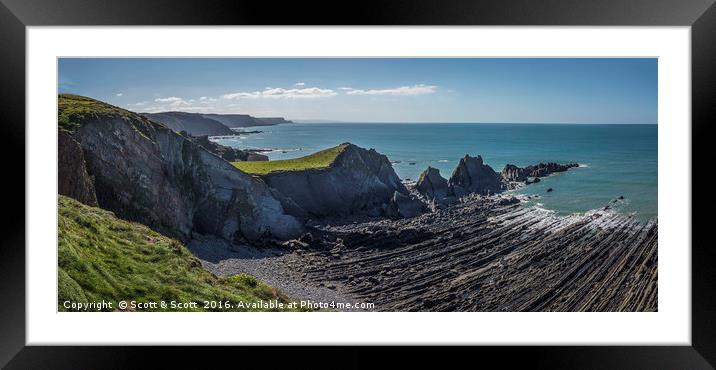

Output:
xmin=57 ymin=57 xmax=658 ymax=312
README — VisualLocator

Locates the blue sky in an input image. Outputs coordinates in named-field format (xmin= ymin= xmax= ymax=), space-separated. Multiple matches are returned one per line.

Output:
xmin=58 ymin=58 xmax=657 ymax=124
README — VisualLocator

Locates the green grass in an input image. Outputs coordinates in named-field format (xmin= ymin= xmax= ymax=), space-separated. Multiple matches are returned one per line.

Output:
xmin=232 ymin=143 xmax=350 ymax=175
xmin=58 ymin=195 xmax=304 ymax=312
xmin=58 ymin=94 xmax=138 ymax=132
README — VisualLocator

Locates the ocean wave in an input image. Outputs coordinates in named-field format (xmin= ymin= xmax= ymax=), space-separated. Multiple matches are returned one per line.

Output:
xmin=578 ymin=163 xmax=589 ymax=168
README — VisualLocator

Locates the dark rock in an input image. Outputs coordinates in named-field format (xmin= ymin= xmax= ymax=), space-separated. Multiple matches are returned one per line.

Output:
xmin=143 ymin=112 xmax=235 ymax=136
xmin=192 ymin=135 xmax=267 ymax=162
xmin=58 ymin=130 xmax=98 ymax=206
xmin=533 ymin=177 xmax=541 ymax=183
xmin=618 ymin=195 xmax=624 ymax=200
xmin=263 ymin=144 xmax=408 ymax=218
xmin=497 ymin=197 xmax=520 ymax=206
xmin=387 ymin=191 xmax=427 ymax=219
xmin=501 ymin=162 xmax=578 ymax=184
xmin=415 ymin=166 xmax=448 ymax=202
xmin=448 ymin=155 xmax=504 ymax=197
xmin=501 ymin=164 xmax=526 ymax=182
xmin=64 ymin=96 xmax=303 ymax=243
xmin=546 ymin=188 xmax=553 ymax=192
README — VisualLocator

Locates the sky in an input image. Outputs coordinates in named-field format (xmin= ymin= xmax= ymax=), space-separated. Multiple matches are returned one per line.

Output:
xmin=58 ymin=58 xmax=657 ymax=124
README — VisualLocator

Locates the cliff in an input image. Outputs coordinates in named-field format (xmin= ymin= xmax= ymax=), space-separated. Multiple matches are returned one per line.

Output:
xmin=142 ymin=112 xmax=235 ymax=136
xmin=248 ymin=143 xmax=408 ymax=218
xmin=58 ymin=94 xmax=303 ymax=243
xmin=202 ymin=114 xmax=293 ymax=127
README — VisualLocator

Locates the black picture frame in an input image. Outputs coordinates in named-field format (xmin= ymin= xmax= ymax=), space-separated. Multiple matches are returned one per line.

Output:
xmin=1 ymin=0 xmax=714 ymax=368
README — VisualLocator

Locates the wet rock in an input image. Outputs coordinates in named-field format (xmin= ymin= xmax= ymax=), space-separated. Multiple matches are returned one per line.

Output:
xmin=546 ymin=188 xmax=553 ymax=193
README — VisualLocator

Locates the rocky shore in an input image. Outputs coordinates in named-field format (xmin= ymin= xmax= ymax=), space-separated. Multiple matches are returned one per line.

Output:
xmin=58 ymin=94 xmax=657 ymax=312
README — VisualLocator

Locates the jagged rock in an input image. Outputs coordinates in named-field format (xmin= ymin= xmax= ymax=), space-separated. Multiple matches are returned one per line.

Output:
xmin=192 ymin=135 xmax=267 ymax=162
xmin=58 ymin=130 xmax=98 ymax=206
xmin=264 ymin=144 xmax=408 ymax=218
xmin=501 ymin=164 xmax=526 ymax=182
xmin=497 ymin=196 xmax=520 ymax=206
xmin=415 ymin=166 xmax=448 ymax=202
xmin=448 ymin=155 xmax=504 ymax=197
xmin=60 ymin=95 xmax=303 ymax=243
xmin=387 ymin=191 xmax=426 ymax=219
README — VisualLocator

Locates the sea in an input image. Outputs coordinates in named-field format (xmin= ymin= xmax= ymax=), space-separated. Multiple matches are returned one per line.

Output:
xmin=212 ymin=123 xmax=657 ymax=220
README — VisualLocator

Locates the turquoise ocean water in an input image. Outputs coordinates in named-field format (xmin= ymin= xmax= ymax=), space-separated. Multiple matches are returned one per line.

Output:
xmin=213 ymin=123 xmax=657 ymax=220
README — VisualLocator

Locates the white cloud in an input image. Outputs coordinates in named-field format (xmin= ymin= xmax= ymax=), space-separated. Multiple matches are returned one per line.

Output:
xmin=295 ymin=82 xmax=306 ymax=86
xmin=134 ymin=102 xmax=146 ymax=106
xmin=154 ymin=96 xmax=190 ymax=107
xmin=343 ymin=84 xmax=438 ymax=96
xmin=223 ymin=86 xmax=337 ymax=100
xmin=116 ymin=93 xmax=123 ymax=97
xmin=154 ymin=96 xmax=182 ymax=103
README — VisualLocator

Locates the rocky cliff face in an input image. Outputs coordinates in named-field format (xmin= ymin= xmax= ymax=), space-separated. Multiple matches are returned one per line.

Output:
xmin=143 ymin=112 xmax=235 ymax=136
xmin=262 ymin=144 xmax=408 ymax=218
xmin=60 ymin=95 xmax=303 ymax=243
xmin=58 ymin=130 xmax=98 ymax=206
xmin=448 ymin=155 xmax=504 ymax=197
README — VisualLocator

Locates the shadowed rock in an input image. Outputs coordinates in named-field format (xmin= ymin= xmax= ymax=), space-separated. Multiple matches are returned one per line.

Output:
xmin=386 ymin=191 xmax=427 ymax=219
xmin=415 ymin=166 xmax=448 ymax=203
xmin=263 ymin=143 xmax=408 ymax=218
xmin=58 ymin=130 xmax=98 ymax=206
xmin=501 ymin=162 xmax=579 ymax=183
xmin=448 ymin=155 xmax=504 ymax=197
xmin=59 ymin=94 xmax=303 ymax=243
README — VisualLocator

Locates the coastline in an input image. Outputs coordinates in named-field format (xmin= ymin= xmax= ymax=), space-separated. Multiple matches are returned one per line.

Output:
xmin=187 ymin=193 xmax=657 ymax=312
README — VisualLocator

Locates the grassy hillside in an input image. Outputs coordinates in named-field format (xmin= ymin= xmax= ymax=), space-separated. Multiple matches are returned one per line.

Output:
xmin=232 ymin=143 xmax=349 ymax=175
xmin=59 ymin=94 xmax=138 ymax=132
xmin=58 ymin=195 xmax=300 ymax=312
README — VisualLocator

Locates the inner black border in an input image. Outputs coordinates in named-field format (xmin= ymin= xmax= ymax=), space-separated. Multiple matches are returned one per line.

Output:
xmin=1 ymin=0 xmax=714 ymax=368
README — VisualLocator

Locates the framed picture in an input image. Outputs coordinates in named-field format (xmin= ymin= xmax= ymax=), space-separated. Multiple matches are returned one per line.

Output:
xmin=2 ymin=0 xmax=715 ymax=367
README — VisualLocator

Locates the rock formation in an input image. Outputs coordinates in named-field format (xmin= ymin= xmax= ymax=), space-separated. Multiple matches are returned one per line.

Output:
xmin=386 ymin=191 xmax=427 ymax=219
xmin=58 ymin=130 xmax=98 ymax=206
xmin=59 ymin=94 xmax=303 ymax=243
xmin=262 ymin=144 xmax=408 ymax=218
xmin=447 ymin=155 xmax=504 ymax=197
xmin=191 ymin=135 xmax=268 ymax=162
xmin=415 ymin=166 xmax=448 ymax=202
xmin=143 ymin=112 xmax=235 ymax=136
xmin=501 ymin=162 xmax=579 ymax=183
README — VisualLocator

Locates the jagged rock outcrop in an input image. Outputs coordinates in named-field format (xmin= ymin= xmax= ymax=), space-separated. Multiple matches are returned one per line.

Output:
xmin=501 ymin=162 xmax=579 ymax=182
xmin=58 ymin=130 xmax=98 ymax=206
xmin=447 ymin=155 xmax=504 ymax=197
xmin=262 ymin=144 xmax=408 ymax=218
xmin=386 ymin=191 xmax=427 ymax=219
xmin=59 ymin=94 xmax=303 ymax=243
xmin=415 ymin=166 xmax=448 ymax=202
xmin=191 ymin=135 xmax=268 ymax=162
xmin=501 ymin=164 xmax=526 ymax=182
